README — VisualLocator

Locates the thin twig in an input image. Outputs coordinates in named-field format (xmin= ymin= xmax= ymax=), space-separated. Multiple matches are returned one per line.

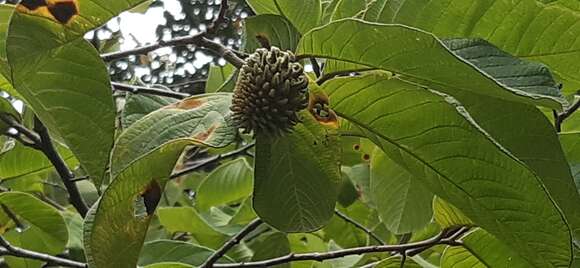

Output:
xmin=310 ymin=58 xmax=321 ymax=78
xmin=555 ymin=97 xmax=580 ymax=132
xmin=112 ymin=82 xmax=190 ymax=99
xmin=0 ymin=114 xmax=41 ymax=147
xmin=70 ymin=176 xmax=90 ymax=183
xmin=200 ymin=218 xmax=264 ymax=268
xmin=212 ymin=229 xmax=463 ymax=267
xmin=315 ymin=68 xmax=376 ymax=86
xmin=334 ymin=209 xmax=386 ymax=245
xmin=101 ymin=1 xmax=246 ymax=69
xmin=33 ymin=118 xmax=88 ymax=217
xmin=0 ymin=204 xmax=25 ymax=230
xmin=0 ymin=236 xmax=86 ymax=268
xmin=170 ymin=143 xmax=255 ymax=179
xmin=206 ymin=0 xmax=230 ymax=35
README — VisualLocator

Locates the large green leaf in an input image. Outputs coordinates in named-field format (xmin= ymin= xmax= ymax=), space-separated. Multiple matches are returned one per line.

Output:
xmin=205 ymin=64 xmax=235 ymax=93
xmin=370 ymin=149 xmax=434 ymax=234
xmin=244 ymin=14 xmax=301 ymax=53
xmin=138 ymin=240 xmax=233 ymax=267
xmin=560 ymin=132 xmax=580 ymax=191
xmin=433 ymin=197 xmax=472 ymax=229
xmin=196 ymin=158 xmax=253 ymax=211
xmin=322 ymin=73 xmax=572 ymax=267
xmin=440 ymin=38 xmax=580 ymax=240
xmin=157 ymin=207 xmax=227 ymax=249
xmin=85 ymin=94 xmax=236 ymax=268
xmin=0 ymin=192 xmax=68 ymax=268
xmin=248 ymin=232 xmax=291 ymax=268
xmin=329 ymin=0 xmax=367 ymax=21
xmin=0 ymin=96 xmax=18 ymax=133
xmin=297 ymin=19 xmax=565 ymax=109
xmin=0 ymin=5 xmax=16 ymax=98
xmin=442 ymin=38 xmax=562 ymax=97
xmin=246 ymin=0 xmax=322 ymax=34
xmin=111 ymin=93 xmax=236 ymax=178
xmin=121 ymin=93 xmax=178 ymax=129
xmin=363 ymin=0 xmax=580 ymax=95
xmin=5 ymin=1 xmax=151 ymax=186
xmin=0 ymin=141 xmax=76 ymax=181
xmin=253 ymin=111 xmax=341 ymax=232
xmin=441 ymin=229 xmax=528 ymax=268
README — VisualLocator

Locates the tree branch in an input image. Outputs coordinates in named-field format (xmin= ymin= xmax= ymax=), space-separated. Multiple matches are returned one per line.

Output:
xmin=206 ymin=0 xmax=230 ymax=35
xmin=310 ymin=58 xmax=321 ymax=78
xmin=33 ymin=118 xmax=88 ymax=217
xmin=334 ymin=209 xmax=386 ymax=245
xmin=0 ymin=115 xmax=88 ymax=216
xmin=315 ymin=68 xmax=376 ymax=86
xmin=212 ymin=228 xmax=464 ymax=268
xmin=101 ymin=1 xmax=246 ymax=69
xmin=200 ymin=218 xmax=264 ymax=268
xmin=111 ymin=82 xmax=190 ymax=99
xmin=555 ymin=97 xmax=580 ymax=132
xmin=0 ymin=236 xmax=87 ymax=268
xmin=170 ymin=143 xmax=254 ymax=179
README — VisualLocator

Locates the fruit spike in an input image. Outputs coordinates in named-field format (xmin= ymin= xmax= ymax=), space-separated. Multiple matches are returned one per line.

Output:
xmin=231 ymin=47 xmax=309 ymax=136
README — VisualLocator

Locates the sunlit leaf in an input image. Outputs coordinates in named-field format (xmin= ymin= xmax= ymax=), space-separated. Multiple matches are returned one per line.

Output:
xmin=323 ymin=73 xmax=571 ymax=267
xmin=371 ymin=149 xmax=434 ymax=234
xmin=0 ymin=192 xmax=68 ymax=268
xmin=253 ymin=110 xmax=341 ymax=232
xmin=196 ymin=158 xmax=253 ymax=211
xmin=298 ymin=19 xmax=565 ymax=109
xmin=246 ymin=0 xmax=322 ymax=34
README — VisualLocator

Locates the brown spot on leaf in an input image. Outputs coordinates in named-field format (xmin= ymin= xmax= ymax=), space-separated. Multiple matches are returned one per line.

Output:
xmin=141 ymin=181 xmax=162 ymax=216
xmin=47 ymin=0 xmax=78 ymax=24
xmin=17 ymin=0 xmax=78 ymax=25
xmin=168 ymin=98 xmax=205 ymax=110
xmin=308 ymin=92 xmax=339 ymax=128
xmin=19 ymin=0 xmax=47 ymax=11
xmin=362 ymin=154 xmax=370 ymax=161
xmin=193 ymin=125 xmax=217 ymax=141
xmin=353 ymin=144 xmax=360 ymax=151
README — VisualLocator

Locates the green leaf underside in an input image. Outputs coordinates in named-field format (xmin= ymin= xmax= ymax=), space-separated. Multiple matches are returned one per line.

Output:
xmin=249 ymin=232 xmax=291 ymax=267
xmin=364 ymin=0 xmax=580 ymax=95
xmin=0 ymin=192 xmax=68 ymax=268
xmin=370 ymin=149 xmax=434 ymax=234
xmin=0 ymin=96 xmax=18 ymax=132
xmin=433 ymin=197 xmax=473 ymax=228
xmin=246 ymin=0 xmax=322 ymax=34
xmin=438 ymin=38 xmax=580 ymax=240
xmin=138 ymin=240 xmax=233 ymax=267
xmin=5 ymin=0 xmax=154 ymax=186
xmin=121 ymin=93 xmax=179 ymax=129
xmin=206 ymin=63 xmax=235 ymax=93
xmin=297 ymin=19 xmax=565 ymax=109
xmin=441 ymin=229 xmax=528 ymax=268
xmin=244 ymin=14 xmax=301 ymax=53
xmin=0 ymin=5 xmax=15 ymax=96
xmin=442 ymin=38 xmax=562 ymax=97
xmin=111 ymin=93 xmax=236 ymax=178
xmin=86 ymin=93 xmax=236 ymax=268
xmin=0 ymin=141 xmax=77 ymax=181
xmin=196 ymin=158 xmax=253 ymax=211
xmin=84 ymin=139 xmax=196 ymax=268
xmin=157 ymin=207 xmax=228 ymax=249
xmin=323 ymin=73 xmax=571 ymax=267
xmin=253 ymin=111 xmax=341 ymax=232
xmin=560 ymin=132 xmax=580 ymax=193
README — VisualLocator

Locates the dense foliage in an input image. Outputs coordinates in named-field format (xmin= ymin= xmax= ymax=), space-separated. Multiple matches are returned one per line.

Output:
xmin=1 ymin=0 xmax=580 ymax=268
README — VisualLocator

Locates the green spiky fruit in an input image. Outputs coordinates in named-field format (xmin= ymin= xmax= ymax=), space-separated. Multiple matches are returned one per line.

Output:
xmin=231 ymin=47 xmax=309 ymax=135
